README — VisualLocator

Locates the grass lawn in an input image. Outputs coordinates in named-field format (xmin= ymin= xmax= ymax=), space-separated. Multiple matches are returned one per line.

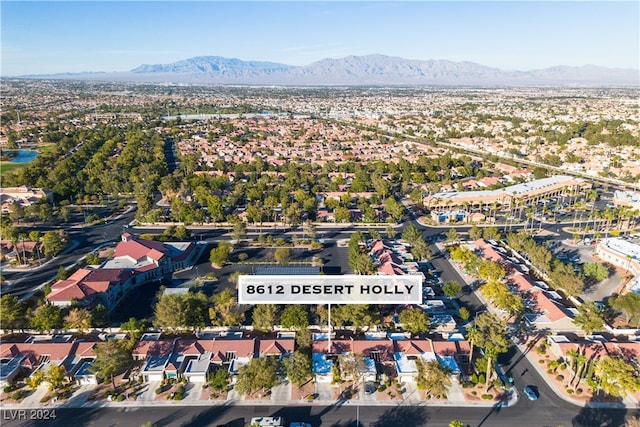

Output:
xmin=0 ymin=162 xmax=26 ymax=174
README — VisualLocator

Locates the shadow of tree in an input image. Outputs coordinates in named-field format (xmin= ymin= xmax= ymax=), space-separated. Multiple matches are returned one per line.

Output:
xmin=172 ymin=403 xmax=234 ymax=427
xmin=370 ymin=405 xmax=429 ymax=427
xmin=571 ymin=394 xmax=629 ymax=427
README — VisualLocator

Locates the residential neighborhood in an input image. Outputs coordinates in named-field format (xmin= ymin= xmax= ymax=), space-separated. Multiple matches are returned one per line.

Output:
xmin=1 ymin=79 xmax=639 ymax=427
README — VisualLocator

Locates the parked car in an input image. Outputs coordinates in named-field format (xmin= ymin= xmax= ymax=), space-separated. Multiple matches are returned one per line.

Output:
xmin=523 ymin=385 xmax=538 ymax=401
xmin=364 ymin=382 xmax=377 ymax=395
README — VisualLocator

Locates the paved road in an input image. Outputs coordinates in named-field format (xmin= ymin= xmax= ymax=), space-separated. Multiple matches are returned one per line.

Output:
xmin=0 ymin=400 xmax=630 ymax=427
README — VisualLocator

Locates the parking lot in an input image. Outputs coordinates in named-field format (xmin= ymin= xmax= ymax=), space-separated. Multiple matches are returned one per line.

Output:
xmin=548 ymin=239 xmax=623 ymax=302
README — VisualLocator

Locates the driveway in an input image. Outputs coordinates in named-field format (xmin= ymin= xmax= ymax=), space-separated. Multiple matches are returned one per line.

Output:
xmin=270 ymin=380 xmax=291 ymax=404
xmin=314 ymin=381 xmax=333 ymax=401
xmin=60 ymin=384 xmax=95 ymax=407
xmin=136 ymin=381 xmax=160 ymax=402
xmin=182 ymin=382 xmax=202 ymax=401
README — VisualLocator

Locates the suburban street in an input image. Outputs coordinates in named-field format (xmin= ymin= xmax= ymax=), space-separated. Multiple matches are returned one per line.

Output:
xmin=0 ymin=393 xmax=630 ymax=427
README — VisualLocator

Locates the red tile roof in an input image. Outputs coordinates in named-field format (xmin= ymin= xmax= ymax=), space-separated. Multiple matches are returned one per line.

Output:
xmin=258 ymin=339 xmax=295 ymax=356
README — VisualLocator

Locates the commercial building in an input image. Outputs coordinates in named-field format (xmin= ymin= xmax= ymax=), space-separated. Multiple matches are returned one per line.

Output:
xmin=423 ymin=175 xmax=588 ymax=211
xmin=595 ymin=238 xmax=640 ymax=293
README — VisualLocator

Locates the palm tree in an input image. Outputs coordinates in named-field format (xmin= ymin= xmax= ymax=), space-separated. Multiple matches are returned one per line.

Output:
xmin=466 ymin=326 xmax=481 ymax=373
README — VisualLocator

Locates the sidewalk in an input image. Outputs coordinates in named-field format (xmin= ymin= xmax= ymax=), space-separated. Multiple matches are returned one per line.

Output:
xmin=1 ymin=379 xmax=511 ymax=410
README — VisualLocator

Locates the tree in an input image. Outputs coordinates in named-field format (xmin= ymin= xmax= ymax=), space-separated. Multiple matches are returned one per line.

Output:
xmin=334 ymin=206 xmax=351 ymax=223
xmin=458 ymin=306 xmax=470 ymax=322
xmin=386 ymin=225 xmax=397 ymax=240
xmin=398 ymin=307 xmax=431 ymax=335
xmin=482 ymin=226 xmax=501 ymax=241
xmin=153 ymin=292 xmax=208 ymax=331
xmin=56 ymin=265 xmax=69 ymax=280
xmin=609 ymin=292 xmax=640 ymax=327
xmin=477 ymin=259 xmax=506 ymax=281
xmin=209 ymin=241 xmax=231 ymax=267
xmin=573 ymin=301 xmax=605 ymax=335
xmin=30 ymin=303 xmax=64 ymax=332
xmin=174 ymin=225 xmax=190 ymax=239
xmin=90 ymin=339 xmax=133 ymax=389
xmin=302 ymin=220 xmax=316 ymax=240
xmin=64 ymin=308 xmax=93 ymax=333
xmin=251 ymin=304 xmax=279 ymax=332
xmin=45 ymin=364 xmax=67 ymax=391
xmin=384 ymin=197 xmax=404 ymax=221
xmin=231 ymin=219 xmax=247 ymax=243
xmin=274 ymin=247 xmax=293 ymax=264
xmin=209 ymin=368 xmax=230 ymax=392
xmin=284 ymin=351 xmax=312 ymax=388
xmin=350 ymin=252 xmax=376 ymax=275
xmin=235 ymin=356 xmax=280 ymax=397
xmin=468 ymin=224 xmax=482 ymax=240
xmin=474 ymin=312 xmax=510 ymax=390
xmin=449 ymin=421 xmax=465 ymax=427
xmin=185 ymin=291 xmax=209 ymax=330
xmin=593 ymin=356 xmax=640 ymax=398
xmin=120 ymin=317 xmax=148 ymax=341
xmin=280 ymin=304 xmax=309 ymax=330
xmin=442 ymin=281 xmax=461 ymax=298
xmin=153 ymin=293 xmax=189 ymax=331
xmin=209 ymin=288 xmax=244 ymax=326
xmin=26 ymin=369 xmax=45 ymax=390
xmin=445 ymin=228 xmax=459 ymax=245
xmin=416 ymin=359 xmax=452 ymax=398
xmin=42 ymin=230 xmax=67 ymax=257
xmin=0 ymin=294 xmax=27 ymax=332
xmin=28 ymin=230 xmax=41 ymax=243
xmin=582 ymin=262 xmax=609 ymax=282
xmin=465 ymin=326 xmax=481 ymax=371
xmin=91 ymin=304 xmax=109 ymax=328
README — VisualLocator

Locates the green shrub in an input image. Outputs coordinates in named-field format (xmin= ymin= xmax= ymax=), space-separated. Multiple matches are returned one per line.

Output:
xmin=12 ymin=390 xmax=24 ymax=400
xmin=3 ymin=385 xmax=14 ymax=393
xmin=576 ymin=388 xmax=583 ymax=394
xmin=155 ymin=386 xmax=164 ymax=394
xmin=547 ymin=369 xmax=553 ymax=374
xmin=40 ymin=396 xmax=50 ymax=403
xmin=556 ymin=375 xmax=564 ymax=381
xmin=116 ymin=394 xmax=125 ymax=401
xmin=471 ymin=390 xmax=477 ymax=395
xmin=567 ymin=389 xmax=574 ymax=394
xmin=481 ymin=393 xmax=493 ymax=400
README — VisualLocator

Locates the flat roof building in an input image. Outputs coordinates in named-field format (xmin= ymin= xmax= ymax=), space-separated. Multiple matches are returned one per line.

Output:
xmin=423 ymin=175 xmax=588 ymax=210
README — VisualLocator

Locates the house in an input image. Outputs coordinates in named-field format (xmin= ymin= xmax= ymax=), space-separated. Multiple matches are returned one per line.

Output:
xmin=0 ymin=186 xmax=53 ymax=213
xmin=393 ymin=339 xmax=435 ymax=383
xmin=0 ymin=339 xmax=97 ymax=386
xmin=524 ymin=288 xmax=577 ymax=331
xmin=312 ymin=353 xmax=334 ymax=383
xmin=257 ymin=338 xmax=295 ymax=360
xmin=46 ymin=234 xmax=197 ymax=312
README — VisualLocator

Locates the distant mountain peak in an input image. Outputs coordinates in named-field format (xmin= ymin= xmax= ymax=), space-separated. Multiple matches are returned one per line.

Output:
xmin=20 ymin=54 xmax=640 ymax=86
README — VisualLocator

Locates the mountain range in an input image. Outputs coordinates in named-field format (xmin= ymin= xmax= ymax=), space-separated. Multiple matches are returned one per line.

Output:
xmin=20 ymin=54 xmax=640 ymax=86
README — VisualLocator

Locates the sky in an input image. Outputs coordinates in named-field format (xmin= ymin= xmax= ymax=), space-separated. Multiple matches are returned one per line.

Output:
xmin=1 ymin=1 xmax=639 ymax=76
